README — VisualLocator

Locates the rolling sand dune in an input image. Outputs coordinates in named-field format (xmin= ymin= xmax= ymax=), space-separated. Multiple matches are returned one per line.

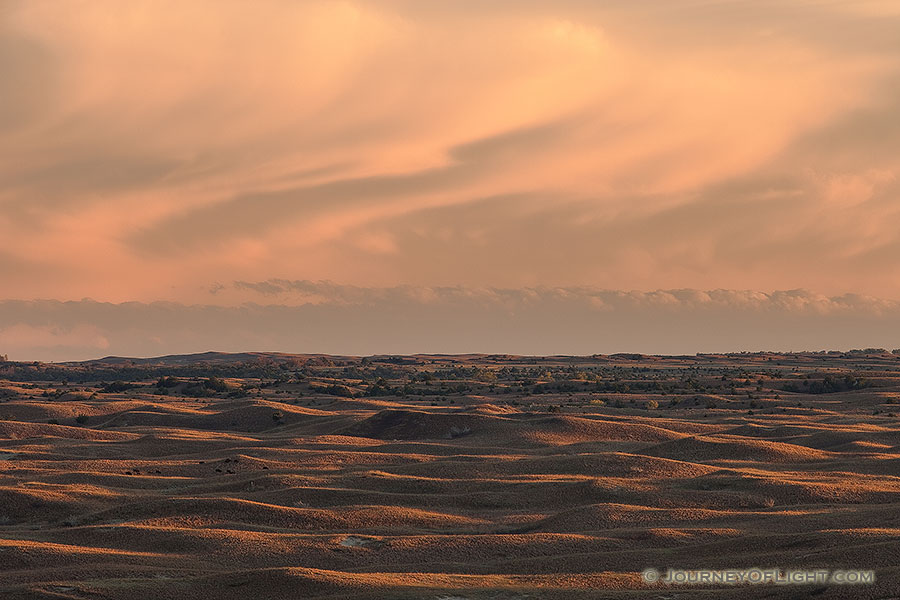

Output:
xmin=1 ymin=352 xmax=899 ymax=598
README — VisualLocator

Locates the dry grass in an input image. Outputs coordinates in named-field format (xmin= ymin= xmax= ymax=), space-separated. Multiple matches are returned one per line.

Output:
xmin=0 ymin=352 xmax=898 ymax=598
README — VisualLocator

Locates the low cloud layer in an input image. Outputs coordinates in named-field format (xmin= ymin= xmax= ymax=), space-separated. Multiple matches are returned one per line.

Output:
xmin=3 ymin=285 xmax=900 ymax=362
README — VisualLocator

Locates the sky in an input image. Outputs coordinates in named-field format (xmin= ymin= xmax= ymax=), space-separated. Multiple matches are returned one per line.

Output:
xmin=2 ymin=0 xmax=900 ymax=360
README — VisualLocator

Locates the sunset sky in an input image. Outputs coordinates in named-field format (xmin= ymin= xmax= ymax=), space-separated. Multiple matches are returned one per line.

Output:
xmin=2 ymin=0 xmax=900 ymax=360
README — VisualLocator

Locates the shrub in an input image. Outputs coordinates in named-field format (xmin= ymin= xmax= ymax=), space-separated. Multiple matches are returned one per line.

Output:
xmin=447 ymin=425 xmax=471 ymax=438
xmin=156 ymin=376 xmax=180 ymax=388
xmin=646 ymin=399 xmax=659 ymax=410
xmin=204 ymin=377 xmax=229 ymax=393
xmin=101 ymin=381 xmax=138 ymax=393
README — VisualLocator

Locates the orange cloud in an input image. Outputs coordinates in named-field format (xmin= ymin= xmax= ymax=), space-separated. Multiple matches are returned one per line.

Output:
xmin=0 ymin=0 xmax=898 ymax=305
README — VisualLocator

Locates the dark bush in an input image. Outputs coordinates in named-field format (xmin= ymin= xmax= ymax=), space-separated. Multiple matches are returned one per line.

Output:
xmin=204 ymin=377 xmax=229 ymax=392
xmin=101 ymin=381 xmax=139 ymax=393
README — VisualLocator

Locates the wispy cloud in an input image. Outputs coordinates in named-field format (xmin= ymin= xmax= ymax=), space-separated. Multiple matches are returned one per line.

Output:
xmin=0 ymin=1 xmax=898 ymax=302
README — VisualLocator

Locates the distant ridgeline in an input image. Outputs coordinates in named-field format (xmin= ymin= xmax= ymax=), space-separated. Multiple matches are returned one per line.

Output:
xmin=0 ymin=351 xmax=896 ymax=401
xmin=0 ymin=354 xmax=331 ymax=384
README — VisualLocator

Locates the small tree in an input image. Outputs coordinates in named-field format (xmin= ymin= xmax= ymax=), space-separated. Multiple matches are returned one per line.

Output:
xmin=204 ymin=377 xmax=229 ymax=393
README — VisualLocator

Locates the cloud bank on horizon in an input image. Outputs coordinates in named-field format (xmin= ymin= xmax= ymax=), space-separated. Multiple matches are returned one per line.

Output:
xmin=1 ymin=1 xmax=899 ymax=358
xmin=2 ymin=284 xmax=900 ymax=361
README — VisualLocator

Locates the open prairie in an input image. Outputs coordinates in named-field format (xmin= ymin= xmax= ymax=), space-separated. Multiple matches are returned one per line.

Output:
xmin=1 ymin=351 xmax=899 ymax=599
